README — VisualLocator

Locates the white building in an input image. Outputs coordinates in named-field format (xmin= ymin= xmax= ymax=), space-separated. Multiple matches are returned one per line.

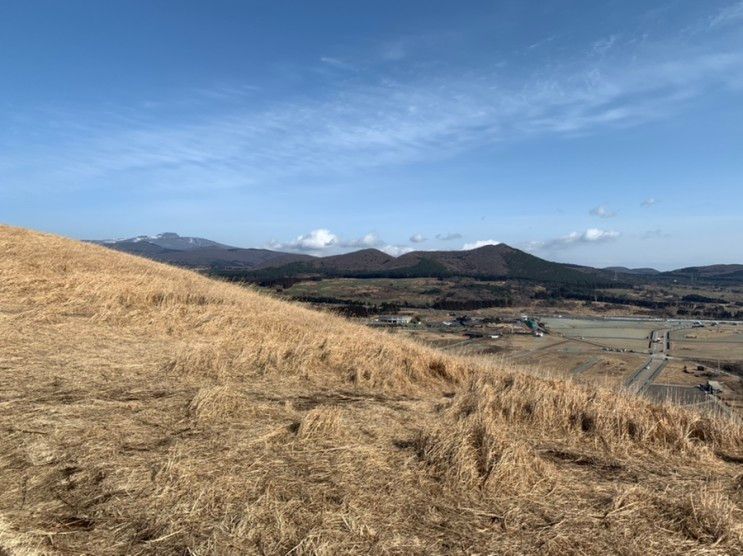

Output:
xmin=377 ymin=315 xmax=413 ymax=326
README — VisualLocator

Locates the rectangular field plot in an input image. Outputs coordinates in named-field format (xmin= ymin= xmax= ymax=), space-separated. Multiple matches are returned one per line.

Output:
xmin=511 ymin=349 xmax=598 ymax=377
xmin=668 ymin=325 xmax=743 ymax=361
xmin=669 ymin=340 xmax=743 ymax=362
xmin=656 ymin=360 xmax=710 ymax=386
xmin=579 ymin=354 xmax=647 ymax=389
xmin=644 ymin=384 xmax=710 ymax=405
xmin=541 ymin=318 xmax=656 ymax=352
xmin=512 ymin=340 xmax=646 ymax=389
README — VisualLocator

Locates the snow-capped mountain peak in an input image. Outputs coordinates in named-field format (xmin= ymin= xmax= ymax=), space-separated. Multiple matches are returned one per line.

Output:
xmin=93 ymin=233 xmax=233 ymax=251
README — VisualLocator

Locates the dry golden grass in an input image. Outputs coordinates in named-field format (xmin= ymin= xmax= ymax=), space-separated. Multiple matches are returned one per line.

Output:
xmin=0 ymin=224 xmax=741 ymax=555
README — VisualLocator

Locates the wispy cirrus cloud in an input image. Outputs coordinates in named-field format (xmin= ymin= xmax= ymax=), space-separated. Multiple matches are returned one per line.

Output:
xmin=709 ymin=1 xmax=743 ymax=28
xmin=319 ymin=56 xmax=357 ymax=72
xmin=3 ymin=10 xmax=743 ymax=196
xmin=436 ymin=232 xmax=463 ymax=241
xmin=641 ymin=229 xmax=670 ymax=240
xmin=592 ymin=35 xmax=618 ymax=55
xmin=528 ymin=34 xmax=558 ymax=51
xmin=641 ymin=197 xmax=659 ymax=207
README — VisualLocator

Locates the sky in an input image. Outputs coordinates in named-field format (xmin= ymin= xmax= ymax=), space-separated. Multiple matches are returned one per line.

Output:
xmin=1 ymin=0 xmax=742 ymax=270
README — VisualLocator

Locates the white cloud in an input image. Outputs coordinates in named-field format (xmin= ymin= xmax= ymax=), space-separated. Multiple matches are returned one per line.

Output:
xmin=436 ymin=232 xmax=463 ymax=241
xmin=531 ymin=228 xmax=620 ymax=250
xmin=462 ymin=239 xmax=500 ymax=250
xmin=340 ymin=233 xmax=383 ymax=249
xmin=270 ymin=229 xmax=410 ymax=256
xmin=641 ymin=197 xmax=659 ymax=207
xmin=344 ymin=234 xmax=413 ymax=256
xmin=273 ymin=228 xmax=339 ymax=252
xmin=380 ymin=245 xmax=414 ymax=256
xmin=589 ymin=205 xmax=616 ymax=218
xmin=409 ymin=233 xmax=426 ymax=243
xmin=583 ymin=228 xmax=619 ymax=242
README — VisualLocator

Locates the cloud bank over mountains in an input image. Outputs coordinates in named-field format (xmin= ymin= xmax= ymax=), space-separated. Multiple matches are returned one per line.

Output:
xmin=528 ymin=228 xmax=620 ymax=251
xmin=462 ymin=239 xmax=501 ymax=251
xmin=270 ymin=229 xmax=413 ymax=256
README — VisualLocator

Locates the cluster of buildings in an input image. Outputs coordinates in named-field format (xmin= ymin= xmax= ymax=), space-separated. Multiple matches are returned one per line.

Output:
xmin=372 ymin=313 xmax=547 ymax=337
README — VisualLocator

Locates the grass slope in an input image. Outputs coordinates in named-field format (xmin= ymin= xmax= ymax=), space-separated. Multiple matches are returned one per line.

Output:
xmin=0 ymin=225 xmax=741 ymax=555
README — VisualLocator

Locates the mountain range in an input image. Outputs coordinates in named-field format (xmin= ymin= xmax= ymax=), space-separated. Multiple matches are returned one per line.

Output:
xmin=89 ymin=233 xmax=743 ymax=285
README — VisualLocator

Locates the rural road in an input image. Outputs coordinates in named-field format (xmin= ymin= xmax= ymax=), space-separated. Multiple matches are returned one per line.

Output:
xmin=439 ymin=337 xmax=484 ymax=351
xmin=571 ymin=357 xmax=599 ymax=375
xmin=624 ymin=329 xmax=670 ymax=394
xmin=509 ymin=338 xmax=570 ymax=360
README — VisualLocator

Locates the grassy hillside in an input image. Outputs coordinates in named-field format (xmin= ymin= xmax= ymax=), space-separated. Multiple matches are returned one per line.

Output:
xmin=1 ymin=225 xmax=741 ymax=555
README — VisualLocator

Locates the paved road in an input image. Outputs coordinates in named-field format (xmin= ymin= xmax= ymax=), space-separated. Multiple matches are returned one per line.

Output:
xmin=624 ymin=329 xmax=671 ymax=394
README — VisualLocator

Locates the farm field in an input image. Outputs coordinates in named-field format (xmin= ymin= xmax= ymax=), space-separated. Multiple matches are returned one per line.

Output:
xmin=277 ymin=278 xmax=743 ymax=409
xmin=657 ymin=360 xmax=710 ymax=386
xmin=387 ymin=312 xmax=743 ymax=418
xmin=510 ymin=347 xmax=645 ymax=389
xmin=541 ymin=317 xmax=657 ymax=350
xmin=669 ymin=324 xmax=743 ymax=361
xmin=525 ymin=318 xmax=741 ymax=416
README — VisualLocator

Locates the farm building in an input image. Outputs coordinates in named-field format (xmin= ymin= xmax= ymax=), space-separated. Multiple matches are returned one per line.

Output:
xmin=705 ymin=380 xmax=724 ymax=395
xmin=377 ymin=315 xmax=413 ymax=326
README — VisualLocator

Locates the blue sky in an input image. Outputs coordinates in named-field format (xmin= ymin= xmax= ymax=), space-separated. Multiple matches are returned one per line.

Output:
xmin=1 ymin=0 xmax=742 ymax=269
